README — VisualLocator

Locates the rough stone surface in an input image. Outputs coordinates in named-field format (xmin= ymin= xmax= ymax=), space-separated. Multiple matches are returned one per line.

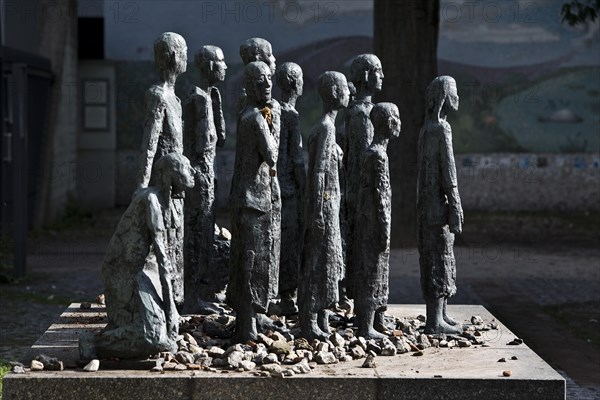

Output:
xmin=183 ymin=44 xmax=228 ymax=311
xmin=35 ymin=354 xmax=63 ymax=371
xmin=135 ymin=32 xmax=188 ymax=307
xmin=29 ymin=360 xmax=44 ymax=371
xmin=353 ymin=103 xmax=400 ymax=340
xmin=417 ymin=75 xmax=463 ymax=335
xmin=3 ymin=304 xmax=565 ymax=400
xmin=227 ymin=59 xmax=281 ymax=343
xmin=80 ymin=153 xmax=195 ymax=360
xmin=342 ymin=54 xmax=384 ymax=300
xmin=83 ymin=359 xmax=99 ymax=372
xmin=275 ymin=62 xmax=306 ymax=315
xmin=298 ymin=71 xmax=349 ymax=341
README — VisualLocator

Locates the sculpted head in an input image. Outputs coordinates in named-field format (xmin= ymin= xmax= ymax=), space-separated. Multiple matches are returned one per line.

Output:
xmin=350 ymin=54 xmax=384 ymax=94
xmin=240 ymin=38 xmax=276 ymax=75
xmin=195 ymin=45 xmax=227 ymax=84
xmin=370 ymin=102 xmax=401 ymax=139
xmin=155 ymin=153 xmax=195 ymax=195
xmin=276 ymin=62 xmax=303 ymax=97
xmin=317 ymin=71 xmax=350 ymax=110
xmin=347 ymin=81 xmax=357 ymax=103
xmin=425 ymin=76 xmax=459 ymax=119
xmin=154 ymin=32 xmax=188 ymax=76
xmin=244 ymin=61 xmax=272 ymax=106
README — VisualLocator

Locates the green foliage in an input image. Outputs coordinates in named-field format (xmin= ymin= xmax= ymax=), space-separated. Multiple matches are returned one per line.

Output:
xmin=562 ymin=0 xmax=600 ymax=26
xmin=0 ymin=359 xmax=11 ymax=399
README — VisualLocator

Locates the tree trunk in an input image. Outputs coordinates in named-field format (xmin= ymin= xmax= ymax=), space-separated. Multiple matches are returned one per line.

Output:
xmin=374 ymin=0 xmax=440 ymax=247
xmin=34 ymin=0 xmax=78 ymax=227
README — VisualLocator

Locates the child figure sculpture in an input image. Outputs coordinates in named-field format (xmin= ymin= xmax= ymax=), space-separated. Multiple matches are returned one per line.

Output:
xmin=183 ymin=45 xmax=227 ymax=312
xmin=275 ymin=62 xmax=306 ymax=315
xmin=417 ymin=76 xmax=464 ymax=335
xmin=299 ymin=71 xmax=350 ymax=341
xmin=353 ymin=103 xmax=401 ymax=339
xmin=136 ymin=32 xmax=188 ymax=306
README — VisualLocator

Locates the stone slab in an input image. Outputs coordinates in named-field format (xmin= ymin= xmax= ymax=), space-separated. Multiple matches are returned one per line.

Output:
xmin=2 ymin=304 xmax=565 ymax=400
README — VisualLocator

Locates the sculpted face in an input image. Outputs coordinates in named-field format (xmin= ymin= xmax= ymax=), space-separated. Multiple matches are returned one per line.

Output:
xmin=445 ymin=79 xmax=459 ymax=112
xmin=173 ymin=157 xmax=195 ymax=194
xmin=258 ymin=44 xmax=276 ymax=75
xmin=294 ymin=69 xmax=304 ymax=97
xmin=388 ymin=106 xmax=401 ymax=138
xmin=367 ymin=60 xmax=384 ymax=92
xmin=338 ymin=81 xmax=351 ymax=108
xmin=246 ymin=62 xmax=272 ymax=105
xmin=211 ymin=47 xmax=227 ymax=82
xmin=174 ymin=41 xmax=188 ymax=75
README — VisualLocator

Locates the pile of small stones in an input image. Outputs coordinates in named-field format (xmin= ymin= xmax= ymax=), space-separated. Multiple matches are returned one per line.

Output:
xmin=142 ymin=307 xmax=500 ymax=377
xmin=12 ymin=307 xmax=502 ymax=376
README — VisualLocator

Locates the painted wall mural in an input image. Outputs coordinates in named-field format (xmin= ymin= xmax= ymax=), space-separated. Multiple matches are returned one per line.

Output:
xmin=108 ymin=0 xmax=599 ymax=154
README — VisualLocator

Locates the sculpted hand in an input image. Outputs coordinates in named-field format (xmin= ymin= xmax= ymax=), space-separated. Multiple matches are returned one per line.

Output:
xmin=449 ymin=205 xmax=464 ymax=234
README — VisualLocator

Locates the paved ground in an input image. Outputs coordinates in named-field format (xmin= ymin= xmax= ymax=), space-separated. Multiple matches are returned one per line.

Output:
xmin=1 ymin=209 xmax=598 ymax=399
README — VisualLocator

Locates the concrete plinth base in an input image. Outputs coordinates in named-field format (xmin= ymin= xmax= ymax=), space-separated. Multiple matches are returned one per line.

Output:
xmin=2 ymin=304 xmax=565 ymax=400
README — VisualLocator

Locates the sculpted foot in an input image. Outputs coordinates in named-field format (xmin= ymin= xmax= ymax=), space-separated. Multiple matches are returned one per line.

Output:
xmin=305 ymin=326 xmax=329 ymax=342
xmin=443 ymin=299 xmax=459 ymax=326
xmin=232 ymin=310 xmax=258 ymax=343
xmin=301 ymin=312 xmax=329 ymax=341
xmin=424 ymin=320 xmax=462 ymax=335
xmin=373 ymin=310 xmax=387 ymax=333
xmin=443 ymin=313 xmax=460 ymax=326
xmin=196 ymin=299 xmax=227 ymax=316
xmin=317 ymin=310 xmax=330 ymax=334
xmin=279 ymin=290 xmax=298 ymax=316
xmin=356 ymin=308 xmax=386 ymax=339
xmin=358 ymin=327 xmax=386 ymax=340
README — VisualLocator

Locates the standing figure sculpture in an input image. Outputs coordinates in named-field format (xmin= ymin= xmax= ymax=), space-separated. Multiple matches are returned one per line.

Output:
xmin=227 ymin=61 xmax=279 ymax=342
xmin=80 ymin=154 xmax=195 ymax=360
xmin=237 ymin=38 xmax=282 ymax=305
xmin=183 ymin=45 xmax=227 ymax=312
xmin=342 ymin=54 xmax=384 ymax=304
xmin=353 ymin=103 xmax=401 ymax=339
xmin=238 ymin=37 xmax=277 ymax=108
xmin=275 ymin=62 xmax=306 ymax=315
xmin=299 ymin=71 xmax=350 ymax=341
xmin=136 ymin=32 xmax=188 ymax=306
xmin=417 ymin=76 xmax=464 ymax=335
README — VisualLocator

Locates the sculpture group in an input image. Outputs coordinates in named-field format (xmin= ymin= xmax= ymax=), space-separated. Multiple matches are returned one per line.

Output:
xmin=80 ymin=32 xmax=463 ymax=360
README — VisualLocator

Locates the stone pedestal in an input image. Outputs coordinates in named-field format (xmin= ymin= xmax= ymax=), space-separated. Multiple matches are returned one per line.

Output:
xmin=2 ymin=304 xmax=565 ymax=400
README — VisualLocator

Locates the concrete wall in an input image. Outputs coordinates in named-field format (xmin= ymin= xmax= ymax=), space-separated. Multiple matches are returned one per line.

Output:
xmin=116 ymin=150 xmax=600 ymax=213
xmin=77 ymin=61 xmax=117 ymax=211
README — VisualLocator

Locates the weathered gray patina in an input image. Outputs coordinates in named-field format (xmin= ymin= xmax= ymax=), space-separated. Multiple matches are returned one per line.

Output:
xmin=135 ymin=32 xmax=188 ymax=306
xmin=353 ymin=103 xmax=401 ymax=339
xmin=298 ymin=71 xmax=349 ymax=341
xmin=80 ymin=153 xmax=195 ymax=360
xmin=275 ymin=62 xmax=306 ymax=315
xmin=417 ymin=75 xmax=464 ymax=334
xmin=227 ymin=61 xmax=280 ymax=343
xmin=342 ymin=54 xmax=384 ymax=303
xmin=183 ymin=45 xmax=227 ymax=312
